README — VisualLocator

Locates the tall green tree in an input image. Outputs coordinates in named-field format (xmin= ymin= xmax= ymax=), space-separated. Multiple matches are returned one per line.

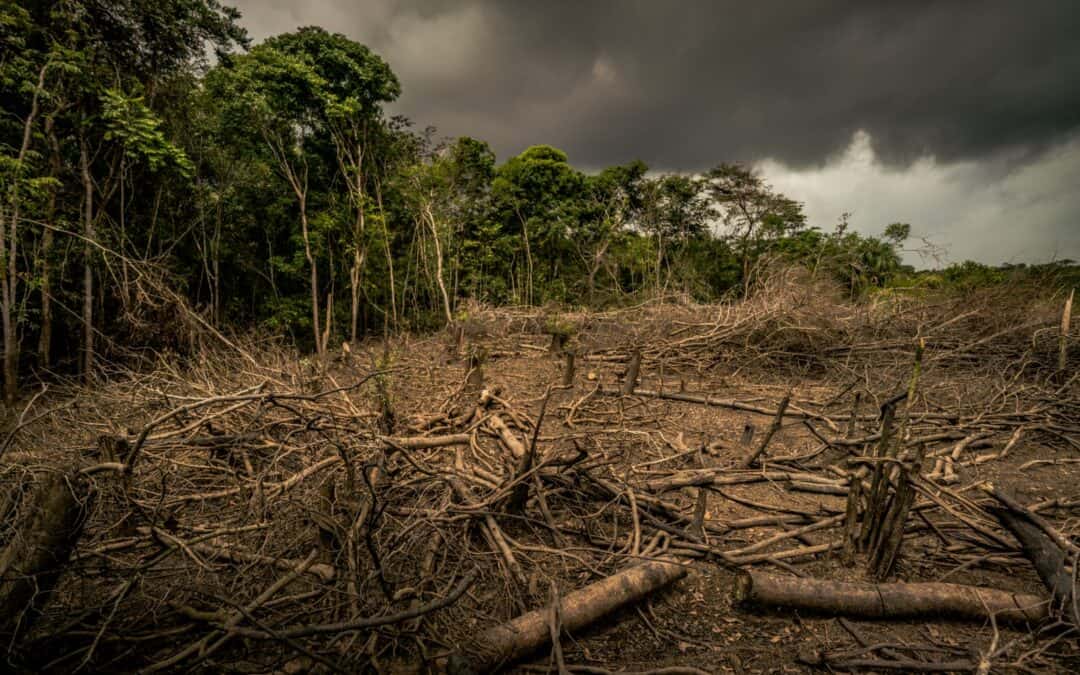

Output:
xmin=493 ymin=145 xmax=585 ymax=304
xmin=206 ymin=43 xmax=334 ymax=355
xmin=578 ymin=160 xmax=647 ymax=302
xmin=639 ymin=173 xmax=712 ymax=292
xmin=704 ymin=163 xmax=806 ymax=296
xmin=266 ymin=27 xmax=399 ymax=342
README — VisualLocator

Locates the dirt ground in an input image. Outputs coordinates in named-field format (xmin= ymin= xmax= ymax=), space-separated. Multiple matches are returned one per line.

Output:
xmin=402 ymin=320 xmax=1079 ymax=674
xmin=2 ymin=282 xmax=1078 ymax=673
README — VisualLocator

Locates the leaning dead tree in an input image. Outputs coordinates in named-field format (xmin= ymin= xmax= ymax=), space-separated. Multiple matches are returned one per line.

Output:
xmin=0 ymin=472 xmax=91 ymax=643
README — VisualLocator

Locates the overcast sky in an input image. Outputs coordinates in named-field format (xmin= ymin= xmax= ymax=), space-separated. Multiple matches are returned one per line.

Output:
xmin=229 ymin=0 xmax=1079 ymax=266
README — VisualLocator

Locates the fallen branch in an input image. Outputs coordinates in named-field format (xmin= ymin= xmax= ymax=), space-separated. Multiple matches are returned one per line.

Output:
xmin=462 ymin=558 xmax=688 ymax=672
xmin=734 ymin=570 xmax=1048 ymax=624
xmin=738 ymin=392 xmax=790 ymax=468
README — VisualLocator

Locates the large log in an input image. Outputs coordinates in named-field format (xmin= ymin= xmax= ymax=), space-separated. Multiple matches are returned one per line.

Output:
xmin=734 ymin=570 xmax=1048 ymax=624
xmin=461 ymin=558 xmax=688 ymax=672
xmin=0 ymin=472 xmax=91 ymax=642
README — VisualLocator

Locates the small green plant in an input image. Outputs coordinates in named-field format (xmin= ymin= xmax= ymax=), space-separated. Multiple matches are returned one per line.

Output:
xmin=544 ymin=316 xmax=576 ymax=338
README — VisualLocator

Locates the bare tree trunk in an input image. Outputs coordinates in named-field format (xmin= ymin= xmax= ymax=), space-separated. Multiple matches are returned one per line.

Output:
xmin=300 ymin=201 xmax=321 ymax=358
xmin=348 ymin=169 xmax=366 ymax=343
xmin=655 ymin=231 xmax=663 ymax=293
xmin=349 ymin=251 xmax=362 ymax=343
xmin=374 ymin=182 xmax=397 ymax=331
xmin=423 ymin=205 xmax=453 ymax=326
xmin=518 ymin=211 xmax=533 ymax=305
xmin=38 ymin=117 xmax=61 ymax=367
xmin=586 ymin=238 xmax=610 ymax=305
xmin=1061 ymin=289 xmax=1074 ymax=375
xmin=212 ymin=200 xmax=222 ymax=325
xmin=80 ymin=134 xmax=94 ymax=381
xmin=735 ymin=570 xmax=1047 ymax=624
xmin=321 ymin=290 xmax=333 ymax=356
xmin=0 ymin=209 xmax=12 ymax=404
xmin=462 ymin=558 xmax=687 ymax=671
xmin=1 ymin=63 xmax=47 ymax=402
xmin=742 ymin=253 xmax=751 ymax=299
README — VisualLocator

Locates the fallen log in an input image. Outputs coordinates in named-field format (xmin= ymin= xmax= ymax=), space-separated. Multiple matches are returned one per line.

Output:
xmin=461 ymin=557 xmax=688 ymax=672
xmin=646 ymin=468 xmax=845 ymax=493
xmin=734 ymin=570 xmax=1048 ymax=624
xmin=984 ymin=485 xmax=1077 ymax=624
xmin=488 ymin=415 xmax=526 ymax=459
xmin=0 ymin=472 xmax=92 ymax=642
xmin=381 ymin=433 xmax=472 ymax=450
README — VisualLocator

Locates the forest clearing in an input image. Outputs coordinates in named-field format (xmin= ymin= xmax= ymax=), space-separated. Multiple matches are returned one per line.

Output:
xmin=1 ymin=271 xmax=1077 ymax=673
xmin=3 ymin=2 xmax=1080 ymax=673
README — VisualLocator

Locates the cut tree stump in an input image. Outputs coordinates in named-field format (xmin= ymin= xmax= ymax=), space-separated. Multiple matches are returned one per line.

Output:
xmin=734 ymin=570 xmax=1048 ymax=624
xmin=460 ymin=557 xmax=688 ymax=672
xmin=0 ymin=472 xmax=92 ymax=642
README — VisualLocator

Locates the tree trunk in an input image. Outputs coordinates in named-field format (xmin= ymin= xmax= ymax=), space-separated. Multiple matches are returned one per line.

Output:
xmin=655 ymin=231 xmax=663 ymax=293
xmin=349 ymin=169 xmax=366 ymax=343
xmin=349 ymin=250 xmax=363 ymax=343
xmin=519 ymin=213 xmax=534 ymax=305
xmin=734 ymin=570 xmax=1047 ymax=624
xmin=424 ymin=205 xmax=453 ymax=326
xmin=38 ymin=118 xmax=62 ymax=367
xmin=462 ymin=558 xmax=687 ymax=672
xmin=586 ymin=238 xmax=610 ymax=305
xmin=80 ymin=132 xmax=95 ymax=382
xmin=0 ymin=221 xmax=12 ymax=404
xmin=0 ymin=63 xmax=46 ymax=402
xmin=211 ymin=199 xmax=223 ymax=326
xmin=376 ymin=186 xmax=397 ymax=331
xmin=298 ymin=199 xmax=322 ymax=358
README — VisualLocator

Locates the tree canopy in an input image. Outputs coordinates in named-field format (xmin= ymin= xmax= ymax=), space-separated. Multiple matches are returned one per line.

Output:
xmin=0 ymin=1 xmax=1034 ymax=401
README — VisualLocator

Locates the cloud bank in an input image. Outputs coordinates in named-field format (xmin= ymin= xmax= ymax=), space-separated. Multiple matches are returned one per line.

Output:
xmin=227 ymin=0 xmax=1080 ymax=265
xmin=759 ymin=130 xmax=1080 ymax=265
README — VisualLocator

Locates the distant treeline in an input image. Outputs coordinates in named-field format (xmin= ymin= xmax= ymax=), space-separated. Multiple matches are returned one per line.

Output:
xmin=0 ymin=2 xmax=1075 ymax=402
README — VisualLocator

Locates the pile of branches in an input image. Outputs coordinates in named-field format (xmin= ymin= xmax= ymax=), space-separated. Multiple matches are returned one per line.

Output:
xmin=0 ymin=345 xmax=698 ymax=671
xmin=0 ymin=278 xmax=1076 ymax=673
xmin=565 ymin=267 xmax=1075 ymax=381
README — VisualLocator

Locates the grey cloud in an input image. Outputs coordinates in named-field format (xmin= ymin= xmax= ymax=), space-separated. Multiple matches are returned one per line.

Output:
xmin=759 ymin=130 xmax=1080 ymax=265
xmin=230 ymin=0 xmax=1080 ymax=168
xmin=228 ymin=0 xmax=1079 ymax=264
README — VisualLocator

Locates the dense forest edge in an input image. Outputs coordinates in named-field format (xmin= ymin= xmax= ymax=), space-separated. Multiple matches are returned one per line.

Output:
xmin=1 ymin=1 xmax=1077 ymax=407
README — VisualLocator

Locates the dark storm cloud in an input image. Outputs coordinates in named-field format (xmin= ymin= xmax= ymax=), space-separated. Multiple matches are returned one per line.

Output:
xmin=230 ymin=0 xmax=1080 ymax=265
xmin=232 ymin=0 xmax=1080 ymax=169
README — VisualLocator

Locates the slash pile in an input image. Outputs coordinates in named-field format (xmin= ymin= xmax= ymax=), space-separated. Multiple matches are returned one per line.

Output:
xmin=1 ymin=273 xmax=1078 ymax=673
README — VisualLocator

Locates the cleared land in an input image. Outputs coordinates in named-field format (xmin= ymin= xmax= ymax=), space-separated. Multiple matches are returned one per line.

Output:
xmin=1 ymin=271 xmax=1078 ymax=673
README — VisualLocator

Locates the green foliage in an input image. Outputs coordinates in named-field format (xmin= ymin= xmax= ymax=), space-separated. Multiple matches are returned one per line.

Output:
xmin=941 ymin=260 xmax=1009 ymax=290
xmin=884 ymin=222 xmax=911 ymax=244
xmin=544 ymin=315 xmax=576 ymax=338
xmin=101 ymin=88 xmax=193 ymax=175
xmin=2 ymin=0 xmax=1068 ymax=401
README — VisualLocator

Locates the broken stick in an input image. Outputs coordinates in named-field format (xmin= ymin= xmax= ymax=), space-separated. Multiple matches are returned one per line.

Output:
xmin=737 ymin=393 xmax=791 ymax=468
